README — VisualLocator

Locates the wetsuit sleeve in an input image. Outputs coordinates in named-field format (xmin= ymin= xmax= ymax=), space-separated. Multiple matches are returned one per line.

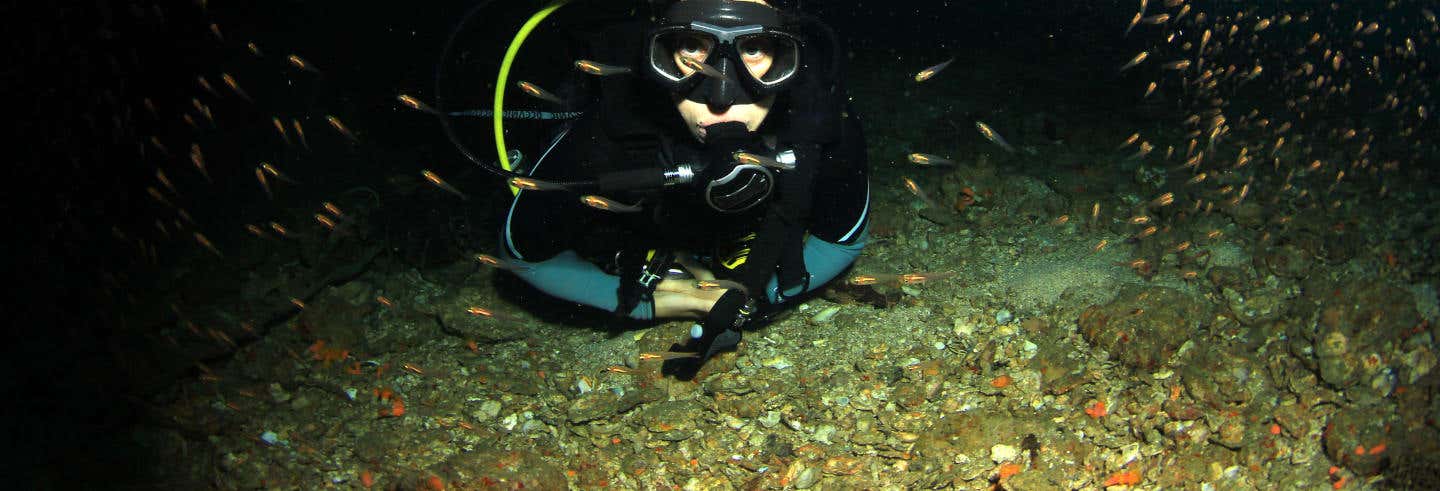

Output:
xmin=765 ymin=114 xmax=870 ymax=303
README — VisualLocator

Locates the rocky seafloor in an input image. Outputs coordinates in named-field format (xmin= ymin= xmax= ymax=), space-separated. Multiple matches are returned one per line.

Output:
xmin=129 ymin=68 xmax=1440 ymax=491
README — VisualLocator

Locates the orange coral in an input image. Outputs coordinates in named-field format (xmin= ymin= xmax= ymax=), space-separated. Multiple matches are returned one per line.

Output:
xmin=990 ymin=374 xmax=1013 ymax=388
xmin=1085 ymin=400 xmax=1108 ymax=418
xmin=1103 ymin=469 xmax=1141 ymax=486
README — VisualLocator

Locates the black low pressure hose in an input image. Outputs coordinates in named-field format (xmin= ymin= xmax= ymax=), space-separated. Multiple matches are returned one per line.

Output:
xmin=431 ymin=0 xmax=595 ymax=191
xmin=790 ymin=13 xmax=843 ymax=82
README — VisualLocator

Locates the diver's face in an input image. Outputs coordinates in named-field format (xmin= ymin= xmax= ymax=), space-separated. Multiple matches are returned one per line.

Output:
xmin=673 ymin=0 xmax=777 ymax=142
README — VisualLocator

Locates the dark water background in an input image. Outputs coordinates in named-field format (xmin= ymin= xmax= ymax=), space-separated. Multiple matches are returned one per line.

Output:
xmin=7 ymin=0 xmax=1435 ymax=487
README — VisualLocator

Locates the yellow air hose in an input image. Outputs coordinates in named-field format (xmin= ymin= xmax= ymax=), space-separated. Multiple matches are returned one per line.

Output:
xmin=494 ymin=0 xmax=573 ymax=195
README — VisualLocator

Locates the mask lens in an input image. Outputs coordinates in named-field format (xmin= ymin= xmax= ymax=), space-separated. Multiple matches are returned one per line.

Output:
xmin=737 ymin=33 xmax=799 ymax=87
xmin=649 ymin=29 xmax=717 ymax=83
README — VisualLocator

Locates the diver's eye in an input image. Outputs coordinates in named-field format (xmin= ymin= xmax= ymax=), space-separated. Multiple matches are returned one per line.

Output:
xmin=738 ymin=38 xmax=772 ymax=59
xmin=677 ymin=36 xmax=711 ymax=58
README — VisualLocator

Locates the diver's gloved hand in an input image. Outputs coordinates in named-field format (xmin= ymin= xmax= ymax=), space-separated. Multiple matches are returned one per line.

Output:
xmin=696 ymin=288 xmax=751 ymax=358
xmin=661 ymin=289 xmax=754 ymax=380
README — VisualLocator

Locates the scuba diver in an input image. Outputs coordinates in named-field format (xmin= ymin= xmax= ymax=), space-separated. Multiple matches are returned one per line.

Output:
xmin=494 ymin=0 xmax=868 ymax=375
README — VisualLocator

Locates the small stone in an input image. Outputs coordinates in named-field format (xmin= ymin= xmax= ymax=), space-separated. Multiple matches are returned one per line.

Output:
xmin=268 ymin=383 xmax=291 ymax=404
xmin=478 ymin=400 xmax=502 ymax=420
xmin=995 ymin=310 xmax=1014 ymax=324
xmin=763 ymin=356 xmax=793 ymax=370
xmin=794 ymin=466 xmax=821 ymax=489
xmin=813 ymin=425 xmax=837 ymax=444
xmin=259 ymin=431 xmax=282 ymax=446
xmin=812 ymin=306 xmax=841 ymax=323
xmin=990 ymin=443 xmax=1020 ymax=463
xmin=954 ymin=318 xmax=976 ymax=337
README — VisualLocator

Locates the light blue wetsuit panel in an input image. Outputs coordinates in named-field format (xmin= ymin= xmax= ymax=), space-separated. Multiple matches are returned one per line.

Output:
xmin=500 ymin=227 xmax=867 ymax=320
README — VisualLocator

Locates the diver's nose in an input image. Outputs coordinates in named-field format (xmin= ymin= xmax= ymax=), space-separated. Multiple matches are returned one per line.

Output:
xmin=703 ymin=58 xmax=739 ymax=113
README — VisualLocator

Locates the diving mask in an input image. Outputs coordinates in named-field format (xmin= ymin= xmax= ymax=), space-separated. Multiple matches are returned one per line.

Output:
xmin=646 ymin=0 xmax=803 ymax=109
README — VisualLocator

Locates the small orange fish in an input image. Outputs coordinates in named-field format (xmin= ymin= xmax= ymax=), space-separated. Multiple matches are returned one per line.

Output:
xmin=255 ymin=167 xmax=272 ymax=199
xmin=847 ymin=274 xmax=896 ymax=286
xmin=197 ymin=76 xmax=219 ymax=97
xmin=396 ymin=94 xmax=438 ymax=115
xmin=1140 ymin=13 xmax=1170 ymax=24
xmin=287 ymin=54 xmax=320 ymax=73
xmin=733 ymin=151 xmax=794 ymax=170
xmin=325 ymin=115 xmax=358 ymax=144
xmin=155 ymin=168 xmax=177 ymax=195
xmin=1119 ymin=51 xmax=1149 ymax=72
xmin=421 ymin=170 xmax=467 ymax=200
xmin=898 ymin=272 xmax=956 ymax=285
xmin=694 ymin=279 xmax=747 ymax=294
xmin=679 ymin=56 xmax=723 ymax=79
xmin=146 ymin=187 xmax=172 ymax=207
xmin=465 ymin=306 xmax=522 ymax=322
xmin=291 ymin=119 xmax=310 ymax=150
xmin=580 ymin=195 xmax=642 ymax=213
xmin=901 ymin=177 xmax=940 ymax=209
xmin=638 ymin=351 xmax=700 ymax=361
xmin=189 ymin=143 xmax=211 ymax=182
xmin=221 ymin=73 xmax=252 ymax=102
xmin=974 ymin=121 xmax=1016 ymax=153
xmin=474 ymin=254 xmax=531 ymax=272
xmin=1126 ymin=141 xmax=1154 ymax=161
xmin=260 ymin=162 xmax=298 ymax=184
xmin=907 ymin=153 xmax=955 ymax=166
xmin=517 ymin=81 xmax=563 ymax=104
xmin=574 ymin=59 xmax=632 ymax=76
xmin=314 ymin=213 xmax=336 ymax=230
xmin=604 ymin=366 xmax=645 ymax=375
xmin=1123 ymin=12 xmax=1141 ymax=36
xmin=509 ymin=176 xmax=567 ymax=191
xmin=1161 ymin=59 xmax=1192 ymax=71
xmin=272 ymin=116 xmax=291 ymax=146
xmin=913 ymin=58 xmax=954 ymax=83
xmin=193 ymin=232 xmax=223 ymax=257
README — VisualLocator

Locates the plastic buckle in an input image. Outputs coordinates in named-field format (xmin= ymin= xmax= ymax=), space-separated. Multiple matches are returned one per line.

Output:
xmin=732 ymin=298 xmax=758 ymax=329
xmin=638 ymin=269 xmax=662 ymax=289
